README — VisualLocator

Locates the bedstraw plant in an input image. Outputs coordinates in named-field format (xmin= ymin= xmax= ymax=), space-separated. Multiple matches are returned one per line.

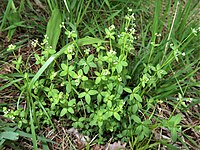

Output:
xmin=1 ymin=0 xmax=200 ymax=149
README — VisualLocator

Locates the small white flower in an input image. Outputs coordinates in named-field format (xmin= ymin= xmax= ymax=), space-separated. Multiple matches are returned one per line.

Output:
xmin=110 ymin=50 xmax=116 ymax=55
xmin=182 ymin=52 xmax=185 ymax=56
xmin=128 ymin=8 xmax=132 ymax=12
xmin=31 ymin=39 xmax=38 ymax=47
xmin=61 ymin=82 xmax=65 ymax=86
xmin=59 ymin=92 xmax=63 ymax=99
xmin=191 ymin=28 xmax=197 ymax=36
xmin=11 ymin=116 xmax=15 ymax=120
xmin=155 ymin=33 xmax=161 ymax=37
xmin=75 ymin=80 xmax=79 ymax=86
xmin=7 ymin=44 xmax=16 ymax=51
xmin=59 ymin=22 xmax=65 ymax=28
xmin=113 ymin=60 xmax=118 ymax=65
xmin=102 ymin=69 xmax=110 ymax=76
xmin=129 ymin=28 xmax=135 ymax=32
xmin=4 ymin=110 xmax=9 ymax=115
xmin=186 ymin=98 xmax=193 ymax=102
xmin=130 ymin=13 xmax=135 ymax=20
xmin=109 ymin=25 xmax=115 ymax=31
xmin=84 ymin=48 xmax=90 ymax=55
xmin=68 ymin=49 xmax=73 ymax=53
xmin=67 ymin=44 xmax=74 ymax=53
xmin=44 ymin=34 xmax=49 ymax=39
xmin=118 ymin=77 xmax=122 ymax=82
xmin=125 ymin=15 xmax=130 ymax=20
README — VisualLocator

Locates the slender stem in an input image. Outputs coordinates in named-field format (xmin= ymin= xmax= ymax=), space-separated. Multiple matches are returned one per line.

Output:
xmin=161 ymin=1 xmax=180 ymax=64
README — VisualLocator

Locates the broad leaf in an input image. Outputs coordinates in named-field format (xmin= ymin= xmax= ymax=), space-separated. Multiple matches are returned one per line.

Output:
xmin=68 ymin=107 xmax=74 ymax=114
xmin=134 ymin=94 xmax=142 ymax=102
xmin=132 ymin=115 xmax=141 ymax=123
xmin=60 ymin=108 xmax=67 ymax=117
xmin=0 ymin=131 xmax=19 ymax=141
xmin=46 ymin=8 xmax=62 ymax=50
xmin=114 ymin=112 xmax=121 ymax=121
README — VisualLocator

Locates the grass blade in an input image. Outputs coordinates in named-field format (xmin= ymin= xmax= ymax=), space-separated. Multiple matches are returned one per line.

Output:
xmin=30 ymin=109 xmax=38 ymax=150
xmin=46 ymin=8 xmax=62 ymax=50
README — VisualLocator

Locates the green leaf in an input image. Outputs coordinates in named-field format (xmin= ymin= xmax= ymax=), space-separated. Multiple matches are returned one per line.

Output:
xmin=143 ymin=126 xmax=150 ymax=135
xmin=107 ymin=101 xmax=112 ymax=108
xmin=160 ymin=69 xmax=167 ymax=75
xmin=85 ymin=94 xmax=91 ymax=104
xmin=60 ymin=71 xmax=67 ymax=76
xmin=97 ymin=94 xmax=102 ymax=103
xmin=95 ymin=77 xmax=101 ymax=84
xmin=135 ymin=125 xmax=142 ymax=134
xmin=87 ymin=54 xmax=94 ymax=62
xmin=61 ymin=63 xmax=68 ymax=70
xmin=138 ymin=132 xmax=145 ymax=141
xmin=107 ymin=83 xmax=113 ymax=91
xmin=169 ymin=114 xmax=182 ymax=126
xmin=67 ymin=54 xmax=72 ymax=60
xmin=77 ymin=37 xmax=104 ymax=46
xmin=69 ymin=71 xmax=78 ymax=78
xmin=174 ymin=114 xmax=182 ymax=125
xmin=132 ymin=115 xmax=141 ymax=123
xmin=105 ymin=28 xmax=110 ymax=35
xmin=130 ymin=93 xmax=134 ymax=100
xmin=46 ymin=8 xmax=62 ymax=50
xmin=134 ymin=94 xmax=142 ymax=102
xmin=29 ymin=109 xmax=38 ymax=149
xmin=83 ymin=65 xmax=89 ymax=74
xmin=79 ymin=59 xmax=86 ymax=65
xmin=123 ymin=87 xmax=132 ymax=93
xmin=88 ymin=62 xmax=97 ymax=68
xmin=114 ymin=112 xmax=120 ymax=121
xmin=171 ymin=128 xmax=178 ymax=142
xmin=78 ymin=92 xmax=86 ymax=98
xmin=157 ymin=71 xmax=162 ymax=79
xmin=104 ymin=111 xmax=113 ymax=119
xmin=68 ymin=99 xmax=76 ymax=106
xmin=88 ymin=90 xmax=98 ymax=95
xmin=0 ymin=131 xmax=19 ymax=141
xmin=82 ymin=76 xmax=88 ymax=81
xmin=116 ymin=64 xmax=122 ymax=73
xmin=104 ymin=0 xmax=111 ymax=9
xmin=78 ymin=69 xmax=83 ymax=75
xmin=68 ymin=107 xmax=74 ymax=114
xmin=66 ymin=83 xmax=71 ymax=93
xmin=121 ymin=61 xmax=128 ymax=66
xmin=132 ymin=104 xmax=138 ymax=114
xmin=95 ymin=71 xmax=100 ymax=76
xmin=60 ymin=108 xmax=67 ymax=117
xmin=117 ymin=84 xmax=123 ymax=95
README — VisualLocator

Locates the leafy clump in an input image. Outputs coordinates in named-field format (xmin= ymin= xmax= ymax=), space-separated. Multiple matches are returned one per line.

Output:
xmin=3 ymin=11 xmax=152 ymax=143
xmin=1 ymin=1 xmax=200 ymax=149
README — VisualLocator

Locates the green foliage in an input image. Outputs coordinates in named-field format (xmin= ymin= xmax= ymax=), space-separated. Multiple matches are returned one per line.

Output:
xmin=0 ymin=0 xmax=200 ymax=149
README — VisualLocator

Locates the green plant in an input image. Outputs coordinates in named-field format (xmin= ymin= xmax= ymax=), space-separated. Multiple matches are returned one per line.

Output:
xmin=1 ymin=0 xmax=199 ymax=149
xmin=163 ymin=114 xmax=182 ymax=142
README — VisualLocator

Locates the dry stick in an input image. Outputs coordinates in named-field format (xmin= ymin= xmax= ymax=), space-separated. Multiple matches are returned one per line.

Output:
xmin=161 ymin=1 xmax=180 ymax=64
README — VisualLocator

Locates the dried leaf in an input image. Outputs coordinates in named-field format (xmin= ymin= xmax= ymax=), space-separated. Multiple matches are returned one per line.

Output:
xmin=107 ymin=141 xmax=126 ymax=150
